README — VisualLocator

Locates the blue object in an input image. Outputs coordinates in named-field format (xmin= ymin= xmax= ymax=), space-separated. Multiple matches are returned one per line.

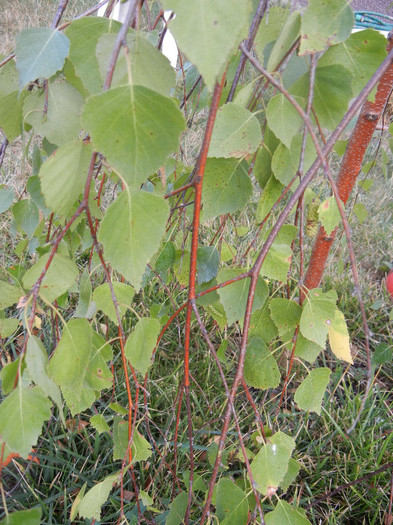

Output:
xmin=354 ymin=11 xmax=393 ymax=32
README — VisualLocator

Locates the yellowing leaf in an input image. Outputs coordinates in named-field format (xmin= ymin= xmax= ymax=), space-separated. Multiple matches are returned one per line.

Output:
xmin=328 ymin=309 xmax=353 ymax=363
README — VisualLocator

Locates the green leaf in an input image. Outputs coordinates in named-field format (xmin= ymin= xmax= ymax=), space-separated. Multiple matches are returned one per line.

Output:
xmin=280 ymin=458 xmax=301 ymax=492
xmin=0 ymin=281 xmax=22 ymax=309
xmin=254 ymin=6 xmax=291 ymax=63
xmin=294 ymin=368 xmax=331 ymax=415
xmin=265 ymin=500 xmax=312 ymax=525
xmin=202 ymin=158 xmax=252 ymax=221
xmin=208 ymin=103 xmax=262 ymax=158
xmin=74 ymin=269 xmax=93 ymax=318
xmin=26 ymin=336 xmax=64 ymax=422
xmin=272 ymin=134 xmax=316 ymax=186
xmin=318 ymin=196 xmax=343 ymax=236
xmin=15 ymin=28 xmax=70 ymax=90
xmin=353 ymin=202 xmax=368 ymax=224
xmin=291 ymin=65 xmax=352 ymax=130
xmin=244 ymin=338 xmax=280 ymax=390
xmin=82 ymin=85 xmax=185 ymax=188
xmin=249 ymin=306 xmax=279 ymax=343
xmin=48 ymin=318 xmax=92 ymax=390
xmin=39 ymin=140 xmax=93 ymax=217
xmin=217 ymin=268 xmax=268 ymax=326
xmin=77 ymin=471 xmax=120 ymax=521
xmin=295 ymin=332 xmax=323 ymax=363
xmin=22 ymin=253 xmax=79 ymax=303
xmin=13 ymin=199 xmax=39 ymax=236
xmin=197 ymin=246 xmax=219 ymax=285
xmin=319 ymin=30 xmax=387 ymax=96
xmin=23 ymin=83 xmax=83 ymax=146
xmin=98 ymin=190 xmax=169 ymax=290
xmin=125 ymin=317 xmax=160 ymax=375
xmin=0 ymin=385 xmax=51 ymax=457
xmin=267 ymin=11 xmax=301 ymax=72
xmin=251 ymin=431 xmax=296 ymax=496
xmin=112 ymin=417 xmax=152 ymax=463
xmin=154 ymin=241 xmax=176 ymax=279
xmin=0 ymin=90 xmax=24 ymax=141
xmin=163 ymin=0 xmax=251 ymax=90
xmin=256 ymin=175 xmax=283 ymax=222
xmin=93 ymin=282 xmax=135 ymax=325
xmin=0 ymin=317 xmax=19 ymax=338
xmin=215 ymin=478 xmax=249 ymax=525
xmin=254 ymin=128 xmax=280 ymax=189
xmin=299 ymin=0 xmax=354 ymax=55
xmin=65 ymin=17 xmax=122 ymax=93
xmin=166 ymin=491 xmax=188 ymax=525
xmin=261 ymin=244 xmax=293 ymax=283
xmin=300 ymin=289 xmax=337 ymax=347
xmin=0 ymin=187 xmax=15 ymax=213
xmin=90 ymin=414 xmax=110 ymax=434
xmin=96 ymin=31 xmax=176 ymax=95
xmin=372 ymin=343 xmax=393 ymax=367
xmin=0 ymin=358 xmax=22 ymax=395
xmin=266 ymin=94 xmax=303 ymax=149
xmin=0 ymin=508 xmax=42 ymax=525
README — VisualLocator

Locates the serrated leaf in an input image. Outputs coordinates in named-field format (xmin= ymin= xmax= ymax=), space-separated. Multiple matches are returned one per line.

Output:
xmin=22 ymin=253 xmax=78 ymax=304
xmin=24 ymin=83 xmax=83 ymax=146
xmin=249 ymin=306 xmax=279 ymax=343
xmin=0 ymin=187 xmax=15 ymax=213
xmin=291 ymin=65 xmax=352 ymax=130
xmin=217 ymin=268 xmax=268 ymax=326
xmin=265 ymin=499 xmax=312 ymax=525
xmin=26 ymin=336 xmax=64 ymax=422
xmin=244 ymin=338 xmax=280 ymax=390
xmin=319 ymin=30 xmax=387 ymax=96
xmin=90 ymin=414 xmax=110 ymax=434
xmin=16 ymin=28 xmax=70 ymax=90
xmin=266 ymin=94 xmax=303 ymax=148
xmin=299 ymin=0 xmax=354 ymax=55
xmin=0 ymin=508 xmax=42 ymax=525
xmin=267 ymin=11 xmax=301 ymax=72
xmin=328 ymin=309 xmax=353 ymax=363
xmin=0 ymin=359 xmax=22 ymax=395
xmin=166 ymin=491 xmax=188 ymax=525
xmin=65 ymin=17 xmax=121 ymax=94
xmin=294 ymin=368 xmax=331 ymax=415
xmin=93 ymin=282 xmax=135 ymax=325
xmin=318 ymin=196 xmax=343 ymax=236
xmin=256 ymin=175 xmax=283 ymax=222
xmin=74 ymin=269 xmax=93 ymax=318
xmin=163 ymin=0 xmax=251 ymax=90
xmin=13 ymin=199 xmax=39 ymax=236
xmin=280 ymin=458 xmax=301 ymax=492
xmin=208 ymin=103 xmax=262 ymax=158
xmin=0 ymin=281 xmax=22 ymax=309
xmin=353 ymin=202 xmax=368 ymax=224
xmin=83 ymin=85 xmax=185 ymax=188
xmin=202 ymin=158 xmax=252 ymax=221
xmin=371 ymin=343 xmax=393 ymax=367
xmin=272 ymin=134 xmax=316 ymax=186
xmin=0 ymin=385 xmax=51 ymax=457
xmin=269 ymin=298 xmax=302 ymax=339
xmin=48 ymin=318 xmax=92 ymax=391
xmin=295 ymin=332 xmax=323 ymax=363
xmin=261 ymin=243 xmax=293 ymax=283
xmin=254 ymin=6 xmax=291 ymax=63
xmin=98 ymin=190 xmax=169 ymax=290
xmin=77 ymin=471 xmax=120 ymax=521
xmin=197 ymin=246 xmax=219 ymax=284
xmin=300 ymin=289 xmax=337 ymax=347
xmin=124 ymin=317 xmax=160 ymax=375
xmin=112 ymin=417 xmax=152 ymax=463
xmin=215 ymin=478 xmax=249 ymax=525
xmin=39 ymin=140 xmax=93 ymax=217
xmin=96 ymin=31 xmax=176 ymax=95
xmin=0 ymin=317 xmax=19 ymax=338
xmin=251 ymin=431 xmax=295 ymax=495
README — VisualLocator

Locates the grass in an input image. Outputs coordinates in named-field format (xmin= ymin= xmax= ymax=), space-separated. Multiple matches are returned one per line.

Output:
xmin=1 ymin=1 xmax=393 ymax=524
